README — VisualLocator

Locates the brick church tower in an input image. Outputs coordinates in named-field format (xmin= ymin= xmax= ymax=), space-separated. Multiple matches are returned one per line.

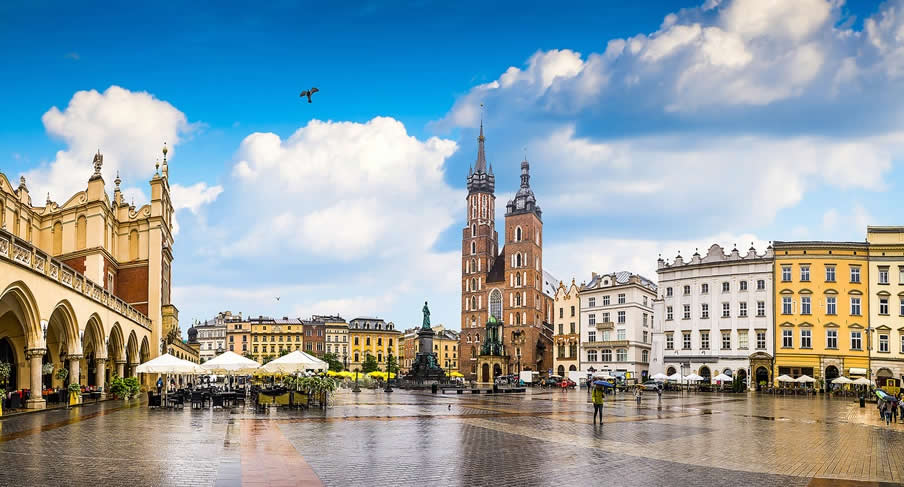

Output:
xmin=459 ymin=124 xmax=554 ymax=380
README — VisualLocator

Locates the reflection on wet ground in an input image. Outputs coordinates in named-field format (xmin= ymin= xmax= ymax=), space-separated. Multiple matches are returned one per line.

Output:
xmin=0 ymin=389 xmax=902 ymax=486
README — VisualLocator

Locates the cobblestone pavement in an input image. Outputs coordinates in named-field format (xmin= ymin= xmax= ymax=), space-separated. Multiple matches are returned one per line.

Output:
xmin=0 ymin=389 xmax=902 ymax=486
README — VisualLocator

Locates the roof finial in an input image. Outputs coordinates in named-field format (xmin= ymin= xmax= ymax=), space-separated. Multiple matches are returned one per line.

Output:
xmin=91 ymin=150 xmax=104 ymax=180
xmin=114 ymin=171 xmax=121 ymax=190
xmin=46 ymin=192 xmax=51 ymax=205
xmin=155 ymin=157 xmax=159 ymax=175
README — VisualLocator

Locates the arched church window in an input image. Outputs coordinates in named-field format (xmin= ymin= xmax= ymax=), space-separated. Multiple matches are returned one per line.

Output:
xmin=516 ymin=253 xmax=522 ymax=267
xmin=76 ymin=215 xmax=87 ymax=250
xmin=470 ymin=296 xmax=477 ymax=311
xmin=52 ymin=221 xmax=63 ymax=255
xmin=516 ymin=226 xmax=522 ymax=242
xmin=470 ymin=278 xmax=476 ymax=292
xmin=471 ymin=224 xmax=476 ymax=237
xmin=471 ymin=242 xmax=476 ymax=255
xmin=490 ymin=289 xmax=502 ymax=320
xmin=516 ymin=273 xmax=521 ymax=287
xmin=470 ymin=259 xmax=476 ymax=274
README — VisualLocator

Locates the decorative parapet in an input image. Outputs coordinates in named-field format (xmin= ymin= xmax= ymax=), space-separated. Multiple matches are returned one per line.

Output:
xmin=0 ymin=228 xmax=151 ymax=331
xmin=658 ymin=242 xmax=774 ymax=270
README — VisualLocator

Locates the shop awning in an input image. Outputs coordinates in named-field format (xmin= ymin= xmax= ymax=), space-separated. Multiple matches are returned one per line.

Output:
xmin=848 ymin=367 xmax=867 ymax=376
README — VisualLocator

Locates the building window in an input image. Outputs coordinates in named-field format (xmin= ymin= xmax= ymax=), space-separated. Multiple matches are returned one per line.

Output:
xmin=701 ymin=283 xmax=709 ymax=294
xmin=825 ymin=265 xmax=836 ymax=282
xmin=617 ymin=311 xmax=625 ymax=324
xmin=826 ymin=297 xmax=836 ymax=315
xmin=642 ymin=330 xmax=648 ymax=343
xmin=739 ymin=281 xmax=748 ymax=291
xmin=721 ymin=332 xmax=731 ymax=350
xmin=588 ymin=330 xmax=596 ymax=342
xmin=879 ymin=267 xmax=889 ymax=284
xmin=570 ymin=322 xmax=575 ymax=334
xmin=739 ymin=302 xmax=748 ymax=317
xmin=800 ymin=265 xmax=810 ymax=282
xmin=880 ymin=298 xmax=889 ymax=315
xmin=900 ymin=335 xmax=904 ymax=353
xmin=722 ymin=282 xmax=730 ymax=292
xmin=826 ymin=330 xmax=838 ymax=349
xmin=782 ymin=329 xmax=793 ymax=348
xmin=642 ymin=350 xmax=649 ymax=362
xmin=666 ymin=287 xmax=673 ymax=297
xmin=701 ymin=304 xmax=709 ymax=319
xmin=601 ymin=349 xmax=612 ymax=362
xmin=700 ymin=331 xmax=710 ymax=350
xmin=800 ymin=329 xmax=811 ymax=348
xmin=739 ymin=331 xmax=748 ymax=349
xmin=756 ymin=331 xmax=766 ymax=349
xmin=782 ymin=297 xmax=792 ymax=315
xmin=616 ymin=349 xmax=627 ymax=362
xmin=666 ymin=334 xmax=674 ymax=350
xmin=588 ymin=297 xmax=596 ymax=307
xmin=850 ymin=331 xmax=862 ymax=350
xmin=757 ymin=279 xmax=765 ymax=290
xmin=603 ymin=295 xmax=610 ymax=306
xmin=682 ymin=332 xmax=691 ymax=350
xmin=642 ymin=313 xmax=647 ymax=326
xmin=470 ymin=242 xmax=476 ymax=254
xmin=900 ymin=298 xmax=904 ymax=316
xmin=781 ymin=266 xmax=791 ymax=282
xmin=588 ymin=314 xmax=596 ymax=326
xmin=558 ymin=323 xmax=563 ymax=335
xmin=602 ymin=312 xmax=610 ymax=323
xmin=490 ymin=289 xmax=502 ymax=319
xmin=617 ymin=293 xmax=625 ymax=304
xmin=899 ymin=266 xmax=904 ymax=284
xmin=683 ymin=305 xmax=690 ymax=320
xmin=617 ymin=329 xmax=626 ymax=340
xmin=850 ymin=266 xmax=860 ymax=283
xmin=879 ymin=334 xmax=889 ymax=353
xmin=666 ymin=306 xmax=673 ymax=321
xmin=570 ymin=306 xmax=575 ymax=317
xmin=683 ymin=285 xmax=691 ymax=295
xmin=757 ymin=301 xmax=765 ymax=317
xmin=850 ymin=297 xmax=861 ymax=316
xmin=801 ymin=296 xmax=811 ymax=315
xmin=587 ymin=350 xmax=598 ymax=362
xmin=559 ymin=308 xmax=563 ymax=319
xmin=721 ymin=303 xmax=730 ymax=318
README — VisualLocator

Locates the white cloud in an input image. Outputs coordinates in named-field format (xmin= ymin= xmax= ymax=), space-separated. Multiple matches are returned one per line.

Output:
xmin=170 ymin=182 xmax=224 ymax=235
xmin=224 ymin=117 xmax=460 ymax=260
xmin=23 ymin=86 xmax=201 ymax=202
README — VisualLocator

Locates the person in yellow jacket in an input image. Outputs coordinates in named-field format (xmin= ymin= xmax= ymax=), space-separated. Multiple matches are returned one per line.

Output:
xmin=592 ymin=384 xmax=605 ymax=425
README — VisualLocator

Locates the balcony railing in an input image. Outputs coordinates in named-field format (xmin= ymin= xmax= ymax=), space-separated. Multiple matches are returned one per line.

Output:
xmin=595 ymin=322 xmax=615 ymax=329
xmin=0 ymin=228 xmax=152 ymax=330
xmin=582 ymin=340 xmax=630 ymax=348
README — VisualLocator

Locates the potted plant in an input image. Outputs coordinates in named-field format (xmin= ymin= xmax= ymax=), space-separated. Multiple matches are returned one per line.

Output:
xmin=110 ymin=376 xmax=128 ymax=400
xmin=67 ymin=382 xmax=81 ymax=407
xmin=0 ymin=362 xmax=11 ymax=416
xmin=55 ymin=367 xmax=69 ymax=384
xmin=124 ymin=377 xmax=140 ymax=400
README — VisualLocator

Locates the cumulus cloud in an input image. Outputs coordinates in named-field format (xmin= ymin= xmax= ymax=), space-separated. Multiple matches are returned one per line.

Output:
xmin=170 ymin=182 xmax=224 ymax=235
xmin=225 ymin=117 xmax=460 ymax=260
xmin=24 ymin=86 xmax=199 ymax=201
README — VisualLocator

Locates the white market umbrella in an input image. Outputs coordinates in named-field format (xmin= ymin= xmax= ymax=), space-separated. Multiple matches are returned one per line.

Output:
xmin=796 ymin=374 xmax=815 ymax=383
xmin=685 ymin=373 xmax=704 ymax=382
xmin=831 ymin=376 xmax=853 ymax=385
xmin=261 ymin=350 xmax=328 ymax=374
xmin=713 ymin=373 xmax=733 ymax=383
xmin=667 ymin=373 xmax=683 ymax=382
xmin=852 ymin=377 xmax=873 ymax=386
xmin=776 ymin=374 xmax=795 ymax=383
xmin=201 ymin=351 xmax=260 ymax=374
xmin=136 ymin=353 xmax=205 ymax=374
xmin=652 ymin=373 xmax=669 ymax=381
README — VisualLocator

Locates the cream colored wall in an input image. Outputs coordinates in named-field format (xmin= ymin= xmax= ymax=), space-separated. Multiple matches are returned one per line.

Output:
xmin=867 ymin=230 xmax=904 ymax=366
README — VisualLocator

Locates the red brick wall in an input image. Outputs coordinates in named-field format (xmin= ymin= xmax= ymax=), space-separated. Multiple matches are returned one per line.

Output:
xmin=61 ymin=256 xmax=86 ymax=274
xmin=118 ymin=265 xmax=149 ymax=309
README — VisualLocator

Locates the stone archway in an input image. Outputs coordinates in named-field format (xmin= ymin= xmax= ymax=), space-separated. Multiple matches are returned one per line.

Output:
xmin=557 ymin=365 xmax=565 ymax=377
xmin=0 ymin=337 xmax=18 ymax=391
xmin=126 ymin=331 xmax=139 ymax=377
xmin=493 ymin=363 xmax=502 ymax=379
xmin=755 ymin=367 xmax=769 ymax=390
xmin=666 ymin=366 xmax=676 ymax=376
xmin=699 ymin=366 xmax=711 ymax=384
xmin=0 ymin=281 xmax=44 ymax=408
xmin=825 ymin=365 xmax=839 ymax=383
xmin=737 ymin=369 xmax=747 ymax=386
xmin=569 ymin=365 xmax=577 ymax=372
xmin=481 ymin=363 xmax=490 ymax=383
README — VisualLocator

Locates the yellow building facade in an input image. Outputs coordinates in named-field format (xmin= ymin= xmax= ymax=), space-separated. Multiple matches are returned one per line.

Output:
xmin=773 ymin=241 xmax=870 ymax=385
xmin=348 ymin=318 xmax=400 ymax=371
xmin=249 ymin=317 xmax=304 ymax=363
xmin=866 ymin=227 xmax=904 ymax=394
xmin=553 ymin=279 xmax=580 ymax=378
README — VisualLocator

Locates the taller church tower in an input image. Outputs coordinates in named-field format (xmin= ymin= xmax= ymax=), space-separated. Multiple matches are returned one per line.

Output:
xmin=461 ymin=122 xmax=497 ymax=333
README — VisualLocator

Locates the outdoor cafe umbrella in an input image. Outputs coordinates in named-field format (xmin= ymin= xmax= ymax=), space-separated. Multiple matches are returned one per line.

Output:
xmin=652 ymin=373 xmax=669 ymax=381
xmin=831 ymin=376 xmax=853 ymax=385
xmin=667 ymin=372 xmax=683 ymax=382
xmin=713 ymin=373 xmax=733 ymax=383
xmin=776 ymin=374 xmax=795 ymax=383
xmin=685 ymin=373 xmax=704 ymax=382
xmin=260 ymin=350 xmax=328 ymax=374
xmin=796 ymin=374 xmax=815 ymax=383
xmin=201 ymin=351 xmax=260 ymax=375
xmin=852 ymin=377 xmax=873 ymax=386
xmin=135 ymin=353 xmax=205 ymax=407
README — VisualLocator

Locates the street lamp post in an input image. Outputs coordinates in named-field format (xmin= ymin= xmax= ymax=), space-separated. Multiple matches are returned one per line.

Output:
xmin=384 ymin=352 xmax=394 ymax=393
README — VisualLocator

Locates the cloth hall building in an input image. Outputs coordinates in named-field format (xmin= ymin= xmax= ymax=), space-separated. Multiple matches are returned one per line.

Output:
xmin=458 ymin=124 xmax=555 ymax=381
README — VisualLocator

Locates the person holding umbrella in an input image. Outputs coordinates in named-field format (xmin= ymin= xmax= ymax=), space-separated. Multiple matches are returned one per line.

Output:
xmin=591 ymin=382 xmax=605 ymax=425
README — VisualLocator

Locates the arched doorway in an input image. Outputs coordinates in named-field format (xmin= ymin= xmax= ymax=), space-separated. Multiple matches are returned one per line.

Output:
xmin=825 ymin=365 xmax=839 ymax=384
xmin=755 ymin=367 xmax=768 ymax=390
xmin=569 ymin=365 xmax=577 ymax=372
xmin=493 ymin=364 xmax=502 ymax=379
xmin=736 ymin=368 xmax=747 ymax=387
xmin=481 ymin=363 xmax=490 ymax=383
xmin=557 ymin=365 xmax=565 ymax=377
xmin=0 ymin=338 xmax=17 ymax=391
xmin=699 ymin=366 xmax=711 ymax=384
xmin=666 ymin=366 xmax=676 ymax=376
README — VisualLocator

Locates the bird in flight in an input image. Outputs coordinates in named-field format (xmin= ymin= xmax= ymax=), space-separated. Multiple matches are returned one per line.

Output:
xmin=275 ymin=297 xmax=280 ymax=302
xmin=299 ymin=88 xmax=319 ymax=103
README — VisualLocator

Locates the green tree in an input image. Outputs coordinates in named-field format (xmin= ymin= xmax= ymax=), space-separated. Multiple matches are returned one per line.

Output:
xmin=243 ymin=352 xmax=254 ymax=361
xmin=384 ymin=354 xmax=399 ymax=375
xmin=279 ymin=348 xmax=290 ymax=357
xmin=322 ymin=352 xmax=344 ymax=372
xmin=362 ymin=353 xmax=379 ymax=373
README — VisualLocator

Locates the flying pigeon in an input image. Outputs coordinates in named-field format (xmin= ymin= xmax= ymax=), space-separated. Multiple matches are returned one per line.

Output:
xmin=275 ymin=297 xmax=280 ymax=301
xmin=299 ymin=87 xmax=319 ymax=103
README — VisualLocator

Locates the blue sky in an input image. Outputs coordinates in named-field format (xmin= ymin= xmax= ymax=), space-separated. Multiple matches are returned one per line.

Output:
xmin=2 ymin=0 xmax=902 ymax=331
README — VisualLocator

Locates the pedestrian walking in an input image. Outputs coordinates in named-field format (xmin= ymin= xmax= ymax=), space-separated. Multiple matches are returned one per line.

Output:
xmin=892 ymin=399 xmax=899 ymax=424
xmin=156 ymin=376 xmax=163 ymax=395
xmin=634 ymin=386 xmax=642 ymax=405
xmin=657 ymin=385 xmax=662 ymax=401
xmin=884 ymin=401 xmax=893 ymax=425
xmin=592 ymin=384 xmax=605 ymax=425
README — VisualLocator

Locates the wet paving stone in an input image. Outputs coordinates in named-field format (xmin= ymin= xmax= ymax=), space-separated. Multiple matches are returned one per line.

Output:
xmin=0 ymin=390 xmax=901 ymax=486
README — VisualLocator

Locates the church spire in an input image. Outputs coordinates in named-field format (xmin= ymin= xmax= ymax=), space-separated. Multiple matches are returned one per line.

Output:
xmin=475 ymin=120 xmax=487 ymax=173
xmin=466 ymin=114 xmax=495 ymax=195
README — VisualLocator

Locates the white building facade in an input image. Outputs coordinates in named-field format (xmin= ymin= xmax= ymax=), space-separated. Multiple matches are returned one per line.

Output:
xmin=195 ymin=311 xmax=230 ymax=362
xmin=651 ymin=244 xmax=774 ymax=389
xmin=579 ymin=272 xmax=657 ymax=382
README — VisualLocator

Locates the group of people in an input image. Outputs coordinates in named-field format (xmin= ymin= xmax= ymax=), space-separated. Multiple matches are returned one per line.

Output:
xmin=878 ymin=391 xmax=904 ymax=425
